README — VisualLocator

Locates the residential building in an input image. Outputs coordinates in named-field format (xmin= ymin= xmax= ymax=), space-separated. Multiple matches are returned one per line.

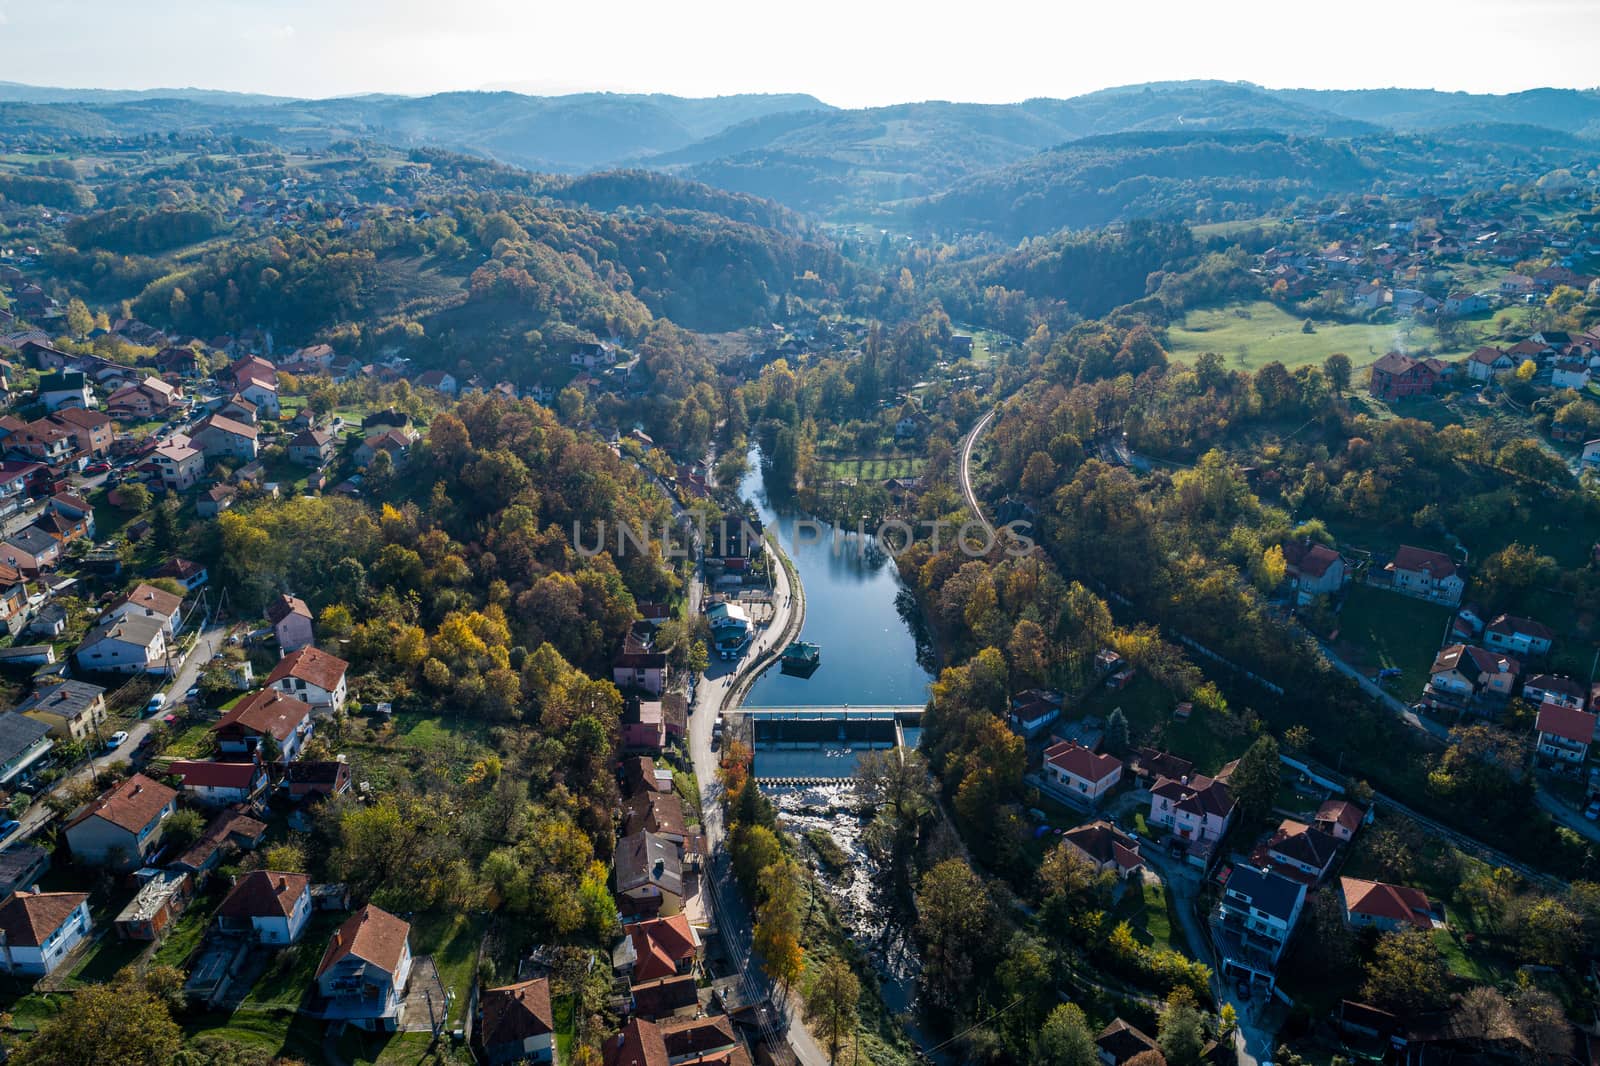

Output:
xmin=478 ymin=978 xmax=555 ymax=1065
xmin=154 ymin=557 xmax=208 ymax=591
xmin=216 ymin=870 xmax=313 ymax=944
xmin=1483 ymin=614 xmax=1553 ymax=657
xmin=103 ymin=582 xmax=184 ymax=636
xmin=1314 ymin=799 xmax=1367 ymax=843
xmin=1059 ymin=820 xmax=1143 ymax=879
xmin=1465 ymin=345 xmax=1514 ymax=382
xmin=617 ymin=914 xmax=701 ymax=984
xmin=74 ymin=614 xmax=169 ymax=675
xmin=415 ymin=370 xmax=458 ymax=396
xmin=1583 ymin=438 xmax=1600 ymax=474
xmin=153 ymin=443 xmax=203 ymax=491
xmin=15 ymin=680 xmax=107 ymax=742
xmin=612 ymin=651 xmax=667 ymax=696
xmin=1213 ymin=865 xmax=1306 ymax=988
xmin=1339 ymin=877 xmax=1439 ymax=932
xmin=287 ymin=428 xmax=335 ymax=468
xmin=106 ymin=377 xmax=180 ymax=419
xmin=313 ymin=904 xmax=413 ymax=1031
xmin=1008 ymin=689 xmax=1064 ymax=737
xmin=36 ymin=371 xmax=93 ymax=411
xmin=113 ymin=869 xmax=192 ymax=941
xmin=1426 ymin=644 xmax=1520 ymax=710
xmin=266 ymin=646 xmax=348 ymax=714
xmin=0 ymin=713 xmax=53 ymax=785
xmin=1384 ymin=545 xmax=1464 ymax=606
xmin=0 ymin=844 xmax=51 ymax=896
xmin=238 ymin=378 xmax=280 ymax=419
xmin=1149 ymin=772 xmax=1237 ymax=866
xmin=1258 ymin=820 xmax=1341 ymax=884
xmin=1097 ymin=1018 xmax=1160 ymax=1065
xmin=197 ymin=483 xmax=237 ymax=518
xmin=621 ymin=697 xmax=665 ymax=752
xmin=1041 ymin=741 xmax=1123 ymax=808
xmin=0 ymin=526 xmax=60 ymax=577
xmin=1553 ymin=359 xmax=1592 ymax=390
xmin=285 ymin=760 xmax=353 ymax=802
xmin=0 ymin=891 xmax=91 ymax=976
xmin=1281 ymin=540 xmax=1345 ymax=604
xmin=190 ymin=414 xmax=259 ymax=461
xmin=355 ymin=428 xmax=414 ymax=469
xmin=64 ymin=773 xmax=177 ymax=871
xmin=614 ymin=830 xmax=684 ymax=918
xmin=1535 ymin=702 xmax=1597 ymax=765
xmin=213 ymin=690 xmax=313 ymax=765
xmin=267 ymin=594 xmax=314 ymax=652
xmin=1368 ymin=352 xmax=1439 ymax=401
xmin=1524 ymin=674 xmax=1586 ymax=711
xmin=47 ymin=408 xmax=113 ymax=458
xmin=167 ymin=758 xmax=271 ymax=808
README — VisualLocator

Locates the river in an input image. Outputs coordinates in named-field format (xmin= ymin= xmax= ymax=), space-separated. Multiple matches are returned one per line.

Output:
xmin=734 ymin=450 xmax=934 ymax=1032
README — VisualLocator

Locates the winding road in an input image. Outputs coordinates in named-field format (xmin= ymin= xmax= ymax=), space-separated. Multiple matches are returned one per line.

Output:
xmin=958 ymin=405 xmax=998 ymax=539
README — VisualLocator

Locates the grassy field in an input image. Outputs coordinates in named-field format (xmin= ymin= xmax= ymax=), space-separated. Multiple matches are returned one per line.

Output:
xmin=407 ymin=911 xmax=486 ymax=1027
xmin=1114 ymin=876 xmax=1187 ymax=955
xmin=1083 ymin=674 xmax=1237 ymax=775
xmin=1332 ymin=584 xmax=1453 ymax=701
xmin=1166 ymin=300 xmax=1461 ymax=371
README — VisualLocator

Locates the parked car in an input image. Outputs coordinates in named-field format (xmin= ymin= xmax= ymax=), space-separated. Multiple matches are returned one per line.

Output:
xmin=1586 ymin=800 xmax=1600 ymax=822
xmin=145 ymin=693 xmax=166 ymax=715
xmin=84 ymin=461 xmax=111 ymax=474
xmin=107 ymin=730 xmax=129 ymax=749
xmin=0 ymin=820 xmax=20 ymax=839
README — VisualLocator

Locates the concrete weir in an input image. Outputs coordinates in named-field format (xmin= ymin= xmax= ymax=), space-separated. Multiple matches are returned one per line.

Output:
xmin=733 ymin=705 xmax=925 ymax=781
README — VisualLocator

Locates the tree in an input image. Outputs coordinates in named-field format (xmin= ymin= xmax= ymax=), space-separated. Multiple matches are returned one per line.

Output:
xmin=1282 ymin=724 xmax=1312 ymax=752
xmin=804 ymin=956 xmax=860 ymax=1065
xmin=65 ymin=297 xmax=93 ymax=338
xmin=160 ymin=808 xmax=206 ymax=852
xmin=16 ymin=973 xmax=181 ymax=1066
xmin=118 ymin=482 xmax=152 ymax=512
xmin=1104 ymin=707 xmax=1130 ymax=756
xmin=1511 ymin=895 xmax=1584 ymax=967
xmin=1361 ymin=929 xmax=1450 ymax=1014
xmin=1034 ymin=1003 xmax=1098 ymax=1066
xmin=1229 ymin=735 xmax=1280 ymax=824
xmin=1513 ymin=985 xmax=1574 ymax=1063
xmin=1516 ymin=358 xmax=1538 ymax=381
xmin=1157 ymin=988 xmax=1208 ymax=1066
xmin=1324 ymin=352 xmax=1352 ymax=393
xmin=916 ymin=858 xmax=994 ymax=1010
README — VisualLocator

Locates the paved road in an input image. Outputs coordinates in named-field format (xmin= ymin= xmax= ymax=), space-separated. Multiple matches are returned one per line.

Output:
xmin=1534 ymin=786 xmax=1600 ymax=845
xmin=685 ymin=536 xmax=826 ymax=1066
xmin=16 ymin=614 xmax=232 ymax=838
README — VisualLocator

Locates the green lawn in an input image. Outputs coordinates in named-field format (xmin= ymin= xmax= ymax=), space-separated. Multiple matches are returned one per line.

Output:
xmin=65 ymin=931 xmax=148 ymax=986
xmin=1113 ymin=877 xmax=1186 ymax=955
xmin=553 ymin=994 xmax=575 ymax=1063
xmin=1166 ymin=300 xmax=1462 ymax=371
xmin=238 ymin=914 xmax=346 ymax=1011
xmin=1332 ymin=584 xmax=1454 ymax=701
xmin=151 ymin=903 xmax=212 ymax=969
xmin=1083 ymin=674 xmax=1236 ymax=775
xmin=182 ymin=1012 xmax=328 ymax=1061
xmin=335 ymin=1030 xmax=474 ymax=1066
xmin=814 ymin=456 xmax=926 ymax=482
xmin=407 ymin=911 xmax=486 ymax=1027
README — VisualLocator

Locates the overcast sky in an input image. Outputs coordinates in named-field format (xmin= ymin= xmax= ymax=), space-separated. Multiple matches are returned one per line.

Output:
xmin=2 ymin=0 xmax=1598 ymax=106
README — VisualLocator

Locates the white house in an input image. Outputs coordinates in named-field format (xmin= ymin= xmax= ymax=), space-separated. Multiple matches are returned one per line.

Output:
xmin=1041 ymin=741 xmax=1122 ymax=808
xmin=1553 ymin=359 xmax=1592 ymax=390
xmin=215 ymin=870 xmax=312 ymax=944
xmin=265 ymin=646 xmax=349 ymax=714
xmin=1581 ymin=439 xmax=1600 ymax=474
xmin=213 ymin=690 xmax=314 ymax=765
xmin=74 ymin=615 xmax=170 ymax=675
xmin=1149 ymin=771 xmax=1236 ymax=866
xmin=1482 ymin=614 xmax=1553 ymax=657
xmin=190 ymin=414 xmax=260 ymax=461
xmin=63 ymin=774 xmax=177 ymax=871
xmin=1215 ymin=866 xmax=1306 ymax=990
xmin=1385 ymin=545 xmax=1465 ymax=606
xmin=1465 ymin=346 xmax=1514 ymax=382
xmin=0 ymin=891 xmax=92 ymax=976
xmin=1340 ymin=877 xmax=1439 ymax=933
xmin=314 ymin=904 xmax=414 ymax=1031
xmin=238 ymin=379 xmax=280 ymax=419
xmin=153 ymin=443 xmax=204 ymax=491
xmin=167 ymin=758 xmax=271 ymax=808
xmin=1535 ymin=702 xmax=1597 ymax=765
xmin=103 ymin=582 xmax=184 ymax=637
xmin=1524 ymin=674 xmax=1586 ymax=711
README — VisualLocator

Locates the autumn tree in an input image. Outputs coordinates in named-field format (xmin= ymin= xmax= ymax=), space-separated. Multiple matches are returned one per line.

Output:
xmin=804 ymin=956 xmax=860 ymax=1065
xmin=917 ymin=858 xmax=995 ymax=1011
xmin=1034 ymin=1002 xmax=1099 ymax=1066
xmin=17 ymin=971 xmax=181 ymax=1066
xmin=1228 ymin=734 xmax=1280 ymax=824
xmin=1361 ymin=929 xmax=1450 ymax=1014
xmin=1156 ymin=987 xmax=1208 ymax=1066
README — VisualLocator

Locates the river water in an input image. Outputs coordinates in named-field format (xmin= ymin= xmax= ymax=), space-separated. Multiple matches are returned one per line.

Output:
xmin=733 ymin=451 xmax=932 ymax=1024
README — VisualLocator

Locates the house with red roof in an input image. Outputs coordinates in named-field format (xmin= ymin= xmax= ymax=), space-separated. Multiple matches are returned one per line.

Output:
xmin=1426 ymin=644 xmax=1520 ymax=711
xmin=1281 ymin=540 xmax=1346 ymax=604
xmin=1339 ymin=877 xmax=1440 ymax=933
xmin=267 ymin=593 xmax=314 ymax=652
xmin=167 ymin=758 xmax=270 ymax=808
xmin=1385 ymin=545 xmax=1464 ymax=606
xmin=266 ymin=646 xmax=348 ymax=713
xmin=617 ymin=913 xmax=702 ymax=984
xmin=63 ymin=773 xmax=177 ymax=871
xmin=314 ymin=904 xmax=414 ymax=1031
xmin=216 ymin=870 xmax=312 ymax=944
xmin=0 ymin=890 xmax=91 ymax=976
xmin=1059 ymin=820 xmax=1143 ymax=879
xmin=1149 ymin=771 xmax=1236 ymax=868
xmin=1368 ymin=351 xmax=1440 ymax=401
xmin=1314 ymin=799 xmax=1367 ymax=843
xmin=213 ymin=690 xmax=314 ymax=764
xmin=1483 ymin=613 xmax=1553 ymax=658
xmin=1042 ymin=741 xmax=1123 ymax=808
xmin=478 ymin=977 xmax=554 ymax=1064
xmin=1535 ymin=702 xmax=1597 ymax=766
xmin=1255 ymin=819 xmax=1341 ymax=885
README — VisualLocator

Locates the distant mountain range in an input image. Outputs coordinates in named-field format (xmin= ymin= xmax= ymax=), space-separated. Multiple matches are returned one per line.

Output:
xmin=3 ymin=79 xmax=1598 ymax=233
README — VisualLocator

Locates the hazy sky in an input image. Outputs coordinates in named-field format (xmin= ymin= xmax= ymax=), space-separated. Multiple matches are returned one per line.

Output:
xmin=2 ymin=0 xmax=1598 ymax=106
